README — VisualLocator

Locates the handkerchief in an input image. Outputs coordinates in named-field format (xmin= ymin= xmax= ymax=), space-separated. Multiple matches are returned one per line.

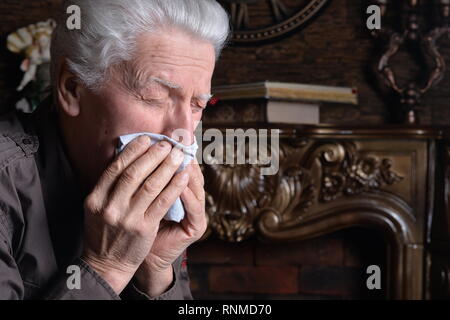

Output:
xmin=117 ymin=133 xmax=198 ymax=222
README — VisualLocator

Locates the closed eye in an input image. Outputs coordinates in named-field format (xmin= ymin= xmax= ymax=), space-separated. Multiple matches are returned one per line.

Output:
xmin=191 ymin=102 xmax=206 ymax=114
xmin=143 ymin=98 xmax=167 ymax=108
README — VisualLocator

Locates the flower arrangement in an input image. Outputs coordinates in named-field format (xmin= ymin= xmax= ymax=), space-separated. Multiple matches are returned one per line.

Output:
xmin=7 ymin=19 xmax=56 ymax=112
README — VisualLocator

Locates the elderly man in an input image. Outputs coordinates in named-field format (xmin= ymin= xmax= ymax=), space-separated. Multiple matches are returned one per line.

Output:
xmin=0 ymin=0 xmax=229 ymax=300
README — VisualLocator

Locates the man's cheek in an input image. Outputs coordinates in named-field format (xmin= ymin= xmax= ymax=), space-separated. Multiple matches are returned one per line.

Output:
xmin=194 ymin=113 xmax=203 ymax=126
xmin=121 ymin=112 xmax=163 ymax=134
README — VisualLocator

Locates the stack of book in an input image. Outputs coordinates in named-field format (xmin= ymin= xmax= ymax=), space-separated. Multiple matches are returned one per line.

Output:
xmin=206 ymin=81 xmax=358 ymax=125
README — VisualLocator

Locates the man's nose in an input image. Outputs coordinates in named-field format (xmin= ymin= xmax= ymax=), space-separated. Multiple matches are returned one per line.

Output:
xmin=161 ymin=104 xmax=195 ymax=146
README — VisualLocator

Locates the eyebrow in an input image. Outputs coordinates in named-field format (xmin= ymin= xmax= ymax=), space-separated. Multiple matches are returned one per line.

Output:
xmin=149 ymin=76 xmax=213 ymax=102
xmin=150 ymin=76 xmax=181 ymax=89
xmin=197 ymin=93 xmax=214 ymax=102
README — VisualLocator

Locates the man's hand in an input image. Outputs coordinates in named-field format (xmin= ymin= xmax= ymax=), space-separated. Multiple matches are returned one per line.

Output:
xmin=134 ymin=160 xmax=207 ymax=297
xmin=82 ymin=135 xmax=190 ymax=294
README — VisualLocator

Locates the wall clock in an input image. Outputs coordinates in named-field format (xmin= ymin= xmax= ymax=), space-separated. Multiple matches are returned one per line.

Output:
xmin=219 ymin=0 xmax=330 ymax=43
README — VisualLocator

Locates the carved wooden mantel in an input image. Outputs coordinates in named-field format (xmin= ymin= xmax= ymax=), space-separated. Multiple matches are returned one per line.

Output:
xmin=200 ymin=124 xmax=450 ymax=300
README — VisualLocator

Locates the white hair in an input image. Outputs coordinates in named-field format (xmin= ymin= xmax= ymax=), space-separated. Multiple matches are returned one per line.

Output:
xmin=51 ymin=0 xmax=230 ymax=91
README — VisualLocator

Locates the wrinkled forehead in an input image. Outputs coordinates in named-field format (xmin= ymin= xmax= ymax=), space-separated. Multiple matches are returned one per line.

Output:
xmin=134 ymin=30 xmax=216 ymax=70
xmin=121 ymin=31 xmax=215 ymax=92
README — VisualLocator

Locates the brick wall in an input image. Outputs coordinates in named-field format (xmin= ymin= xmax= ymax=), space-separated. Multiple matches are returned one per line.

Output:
xmin=3 ymin=1 xmax=450 ymax=125
xmin=187 ymin=228 xmax=387 ymax=300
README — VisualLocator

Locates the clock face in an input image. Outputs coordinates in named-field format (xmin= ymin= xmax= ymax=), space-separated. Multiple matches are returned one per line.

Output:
xmin=219 ymin=0 xmax=330 ymax=43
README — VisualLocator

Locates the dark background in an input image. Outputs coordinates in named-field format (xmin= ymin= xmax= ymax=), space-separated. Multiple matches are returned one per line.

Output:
xmin=2 ymin=1 xmax=450 ymax=124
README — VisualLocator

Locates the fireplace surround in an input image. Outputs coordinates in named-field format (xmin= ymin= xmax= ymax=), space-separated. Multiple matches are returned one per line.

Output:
xmin=194 ymin=123 xmax=450 ymax=299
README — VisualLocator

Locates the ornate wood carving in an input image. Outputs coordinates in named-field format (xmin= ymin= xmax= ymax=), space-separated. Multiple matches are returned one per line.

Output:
xmin=203 ymin=139 xmax=404 ymax=242
xmin=200 ymin=124 xmax=436 ymax=299
xmin=371 ymin=0 xmax=450 ymax=124
xmin=218 ymin=0 xmax=330 ymax=43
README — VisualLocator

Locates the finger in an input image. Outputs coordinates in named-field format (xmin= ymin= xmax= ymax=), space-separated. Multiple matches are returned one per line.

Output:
xmin=93 ymin=135 xmax=151 ymax=204
xmin=185 ymin=162 xmax=205 ymax=200
xmin=144 ymin=170 xmax=190 ymax=225
xmin=109 ymin=141 xmax=173 ymax=209
xmin=131 ymin=147 xmax=185 ymax=214
xmin=189 ymin=159 xmax=204 ymax=186
xmin=180 ymin=161 xmax=206 ymax=234
xmin=180 ymin=186 xmax=206 ymax=235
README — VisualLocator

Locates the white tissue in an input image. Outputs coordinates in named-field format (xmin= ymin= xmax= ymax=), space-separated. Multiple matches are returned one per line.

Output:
xmin=117 ymin=133 xmax=198 ymax=222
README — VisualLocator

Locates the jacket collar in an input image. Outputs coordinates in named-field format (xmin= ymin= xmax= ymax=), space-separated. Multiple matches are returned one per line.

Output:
xmin=31 ymin=96 xmax=84 ymax=267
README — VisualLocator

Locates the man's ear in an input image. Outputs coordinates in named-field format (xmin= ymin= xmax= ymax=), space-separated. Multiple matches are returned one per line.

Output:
xmin=57 ymin=60 xmax=82 ymax=117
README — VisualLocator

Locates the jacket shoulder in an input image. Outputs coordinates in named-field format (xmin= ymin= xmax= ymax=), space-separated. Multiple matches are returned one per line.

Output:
xmin=0 ymin=111 xmax=38 ymax=248
xmin=0 ymin=111 xmax=39 ymax=171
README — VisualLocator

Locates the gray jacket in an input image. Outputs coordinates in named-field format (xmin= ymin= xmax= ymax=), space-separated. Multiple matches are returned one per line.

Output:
xmin=0 ymin=98 xmax=193 ymax=300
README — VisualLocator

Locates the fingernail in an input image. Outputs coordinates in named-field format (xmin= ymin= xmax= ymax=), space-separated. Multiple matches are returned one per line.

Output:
xmin=158 ymin=141 xmax=170 ymax=149
xmin=137 ymin=135 xmax=151 ymax=145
